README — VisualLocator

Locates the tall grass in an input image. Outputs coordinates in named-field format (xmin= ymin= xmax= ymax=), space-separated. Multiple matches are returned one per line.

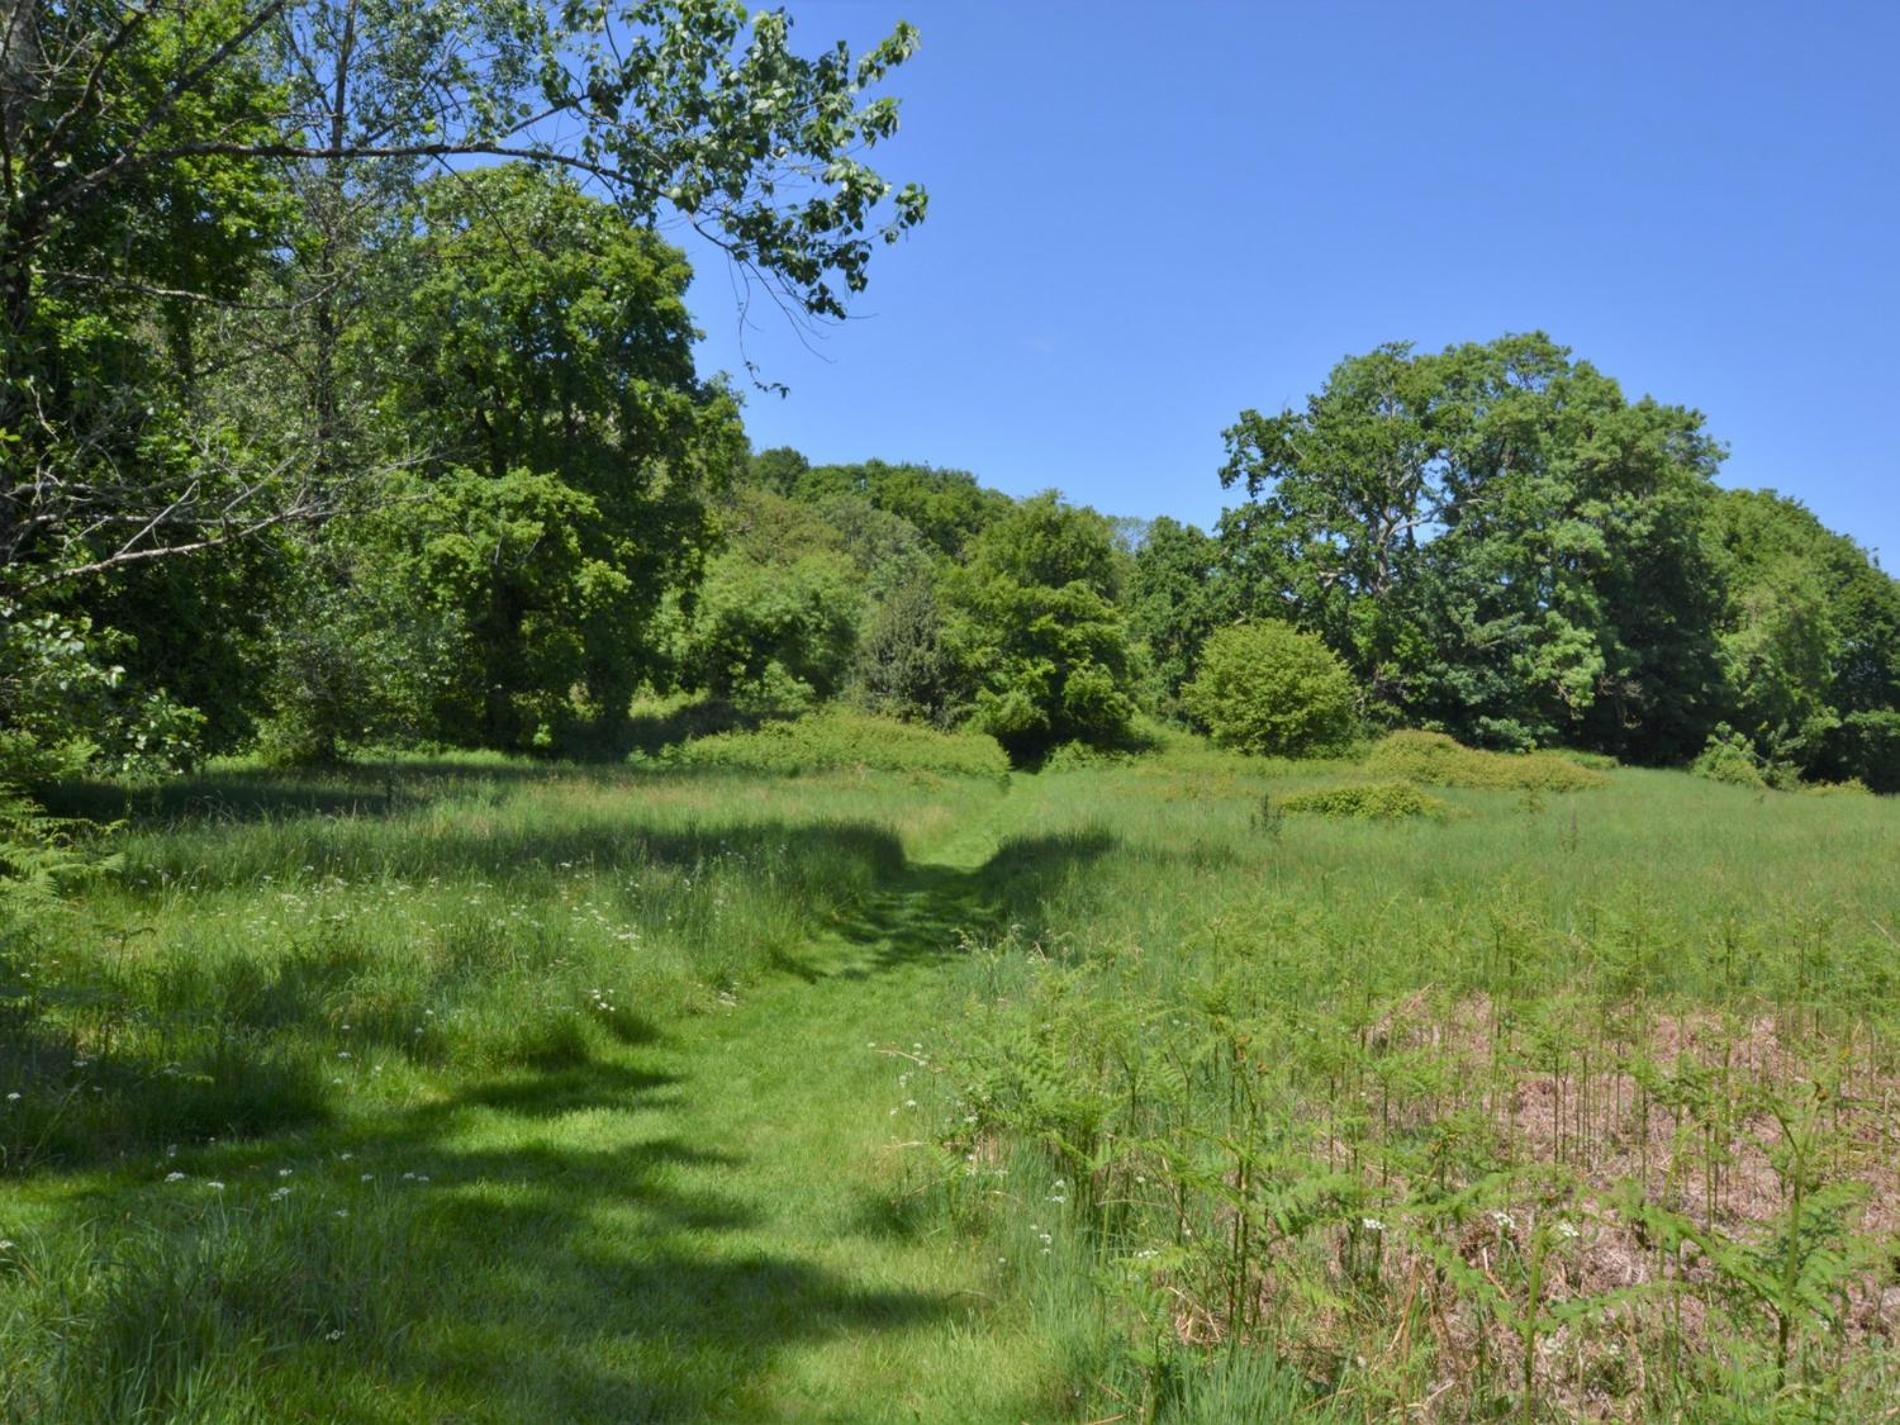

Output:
xmin=915 ymin=755 xmax=1900 ymax=1421
xmin=4 ymin=733 xmax=1897 ymax=1421
xmin=2 ymin=755 xmax=1014 ymax=1422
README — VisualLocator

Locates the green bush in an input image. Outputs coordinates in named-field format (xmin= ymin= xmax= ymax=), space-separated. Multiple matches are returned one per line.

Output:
xmin=657 ymin=709 xmax=1009 ymax=778
xmin=684 ymin=552 xmax=864 ymax=711
xmin=1276 ymin=780 xmax=1445 ymax=819
xmin=1800 ymin=777 xmax=1874 ymax=797
xmin=1362 ymin=730 xmax=1606 ymax=792
xmin=1182 ymin=622 xmax=1358 ymax=758
xmin=1691 ymin=726 xmax=1770 ymax=790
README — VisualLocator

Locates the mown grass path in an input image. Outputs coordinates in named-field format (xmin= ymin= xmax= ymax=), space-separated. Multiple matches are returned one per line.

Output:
xmin=378 ymin=805 xmax=1063 ymax=1424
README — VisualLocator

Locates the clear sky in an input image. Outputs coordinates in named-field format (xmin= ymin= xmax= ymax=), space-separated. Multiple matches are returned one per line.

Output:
xmin=685 ymin=0 xmax=1899 ymax=562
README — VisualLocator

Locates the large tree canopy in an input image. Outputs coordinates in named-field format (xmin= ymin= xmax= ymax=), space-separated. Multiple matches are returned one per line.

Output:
xmin=340 ymin=165 xmax=742 ymax=752
xmin=1 ymin=0 xmax=925 ymax=598
xmin=0 ymin=0 xmax=926 ymax=778
xmin=1218 ymin=333 xmax=1728 ymax=758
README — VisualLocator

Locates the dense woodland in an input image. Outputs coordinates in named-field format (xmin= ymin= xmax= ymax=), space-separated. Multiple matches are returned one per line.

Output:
xmin=3 ymin=0 xmax=1899 ymax=815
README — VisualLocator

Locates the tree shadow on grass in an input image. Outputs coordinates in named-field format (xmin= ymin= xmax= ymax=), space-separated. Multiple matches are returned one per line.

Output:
xmin=41 ymin=735 xmax=805 ymax=832
xmin=3 ymin=809 xmax=1143 ymax=1420
xmin=827 ymin=827 xmax=1123 ymax=979
xmin=14 ymin=1033 xmax=962 ymax=1423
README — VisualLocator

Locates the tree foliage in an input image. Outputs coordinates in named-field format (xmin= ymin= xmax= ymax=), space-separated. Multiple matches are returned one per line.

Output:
xmin=1219 ymin=334 xmax=1729 ymax=757
xmin=950 ymin=493 xmax=1137 ymax=764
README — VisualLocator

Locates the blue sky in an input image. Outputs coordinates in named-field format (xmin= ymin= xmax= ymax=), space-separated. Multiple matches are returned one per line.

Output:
xmin=685 ymin=1 xmax=1899 ymax=561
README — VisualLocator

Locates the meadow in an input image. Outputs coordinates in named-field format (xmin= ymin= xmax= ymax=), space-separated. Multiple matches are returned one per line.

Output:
xmin=2 ymin=724 xmax=1897 ymax=1422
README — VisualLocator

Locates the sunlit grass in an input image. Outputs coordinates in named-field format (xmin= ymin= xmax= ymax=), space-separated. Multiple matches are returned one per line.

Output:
xmin=4 ymin=733 xmax=1897 ymax=1421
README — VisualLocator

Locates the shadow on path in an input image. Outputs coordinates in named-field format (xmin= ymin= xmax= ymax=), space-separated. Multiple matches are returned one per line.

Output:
xmin=828 ymin=827 xmax=1121 ymax=978
xmin=5 ymin=804 xmax=1137 ymax=1422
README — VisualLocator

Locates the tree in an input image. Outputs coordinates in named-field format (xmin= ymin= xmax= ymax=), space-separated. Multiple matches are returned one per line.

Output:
xmin=950 ymin=492 xmax=1137 ymax=764
xmin=2 ymin=0 xmax=926 ymax=776
xmin=1218 ymin=343 xmax=1445 ymax=709
xmin=344 ymin=165 xmax=743 ymax=751
xmin=854 ymin=576 xmax=959 ymax=725
xmin=1126 ymin=515 xmax=1231 ymax=706
xmin=1706 ymin=488 xmax=1900 ymax=786
xmin=793 ymin=459 xmax=1011 ymax=559
xmin=1183 ymin=622 xmax=1359 ymax=758
xmin=684 ymin=551 xmax=862 ymax=709
xmin=1217 ymin=334 xmax=1730 ymax=757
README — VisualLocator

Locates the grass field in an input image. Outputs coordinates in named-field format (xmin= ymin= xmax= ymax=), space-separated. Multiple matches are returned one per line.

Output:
xmin=3 ymin=729 xmax=1898 ymax=1421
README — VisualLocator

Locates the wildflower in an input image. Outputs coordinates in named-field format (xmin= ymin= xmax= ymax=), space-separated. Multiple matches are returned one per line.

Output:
xmin=165 ymin=1171 xmax=187 ymax=1183
xmin=4 ymin=1092 xmax=18 ymax=1102
xmin=1556 ymin=1221 xmax=1581 ymax=1241
xmin=339 ymin=1152 xmax=353 ymax=1162
xmin=334 ymin=1209 xmax=349 ymax=1219
xmin=1362 ymin=1217 xmax=1385 ymax=1233
xmin=269 ymin=1187 xmax=291 ymax=1202
xmin=1491 ymin=1211 xmax=1516 ymax=1231
xmin=0 ymin=1240 xmax=14 ymax=1251
xmin=206 ymin=1181 xmax=225 ymax=1191
xmin=337 ymin=1051 xmax=352 ymax=1060
xmin=278 ymin=1168 xmax=293 ymax=1178
xmin=360 ymin=1173 xmax=374 ymax=1183
xmin=326 ymin=1329 xmax=344 ymax=1342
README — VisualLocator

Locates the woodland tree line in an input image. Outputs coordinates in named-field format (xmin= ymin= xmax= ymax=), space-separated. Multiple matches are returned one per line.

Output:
xmin=3 ymin=1 xmax=1898 ymax=816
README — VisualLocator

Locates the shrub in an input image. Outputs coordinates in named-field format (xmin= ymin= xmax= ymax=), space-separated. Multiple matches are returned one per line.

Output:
xmin=1691 ymin=726 xmax=1769 ymax=790
xmin=1276 ymin=780 xmax=1445 ymax=819
xmin=1182 ymin=622 xmax=1359 ymax=758
xmin=1363 ymin=730 xmax=1605 ymax=792
xmin=656 ymin=708 xmax=1009 ymax=778
xmin=1800 ymin=777 xmax=1873 ymax=798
